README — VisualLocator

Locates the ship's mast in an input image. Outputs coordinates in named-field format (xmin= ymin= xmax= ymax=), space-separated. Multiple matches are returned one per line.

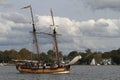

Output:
xmin=22 ymin=5 xmax=40 ymax=61
xmin=30 ymin=6 xmax=40 ymax=61
xmin=50 ymin=9 xmax=60 ymax=67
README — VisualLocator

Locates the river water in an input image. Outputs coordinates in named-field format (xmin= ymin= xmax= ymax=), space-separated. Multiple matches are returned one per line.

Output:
xmin=0 ymin=65 xmax=120 ymax=80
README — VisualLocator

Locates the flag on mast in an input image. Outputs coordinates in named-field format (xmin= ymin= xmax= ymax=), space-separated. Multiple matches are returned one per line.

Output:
xmin=21 ymin=5 xmax=31 ymax=9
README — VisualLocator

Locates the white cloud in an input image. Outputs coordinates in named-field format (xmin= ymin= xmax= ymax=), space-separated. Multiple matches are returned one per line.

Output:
xmin=0 ymin=12 xmax=120 ymax=53
xmin=0 ymin=12 xmax=31 ymax=48
xmin=36 ymin=15 xmax=120 ymax=52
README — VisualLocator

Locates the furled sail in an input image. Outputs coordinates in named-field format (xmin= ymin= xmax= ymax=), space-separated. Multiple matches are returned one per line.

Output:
xmin=68 ymin=55 xmax=82 ymax=65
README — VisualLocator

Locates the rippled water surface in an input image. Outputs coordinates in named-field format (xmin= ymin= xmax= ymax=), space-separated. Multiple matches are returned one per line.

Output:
xmin=0 ymin=65 xmax=120 ymax=80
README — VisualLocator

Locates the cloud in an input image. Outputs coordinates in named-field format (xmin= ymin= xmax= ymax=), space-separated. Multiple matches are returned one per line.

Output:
xmin=0 ymin=0 xmax=11 ymax=7
xmin=36 ymin=15 xmax=120 ymax=52
xmin=83 ymin=0 xmax=120 ymax=10
xmin=0 ymin=12 xmax=120 ymax=53
xmin=0 ymin=12 xmax=31 ymax=47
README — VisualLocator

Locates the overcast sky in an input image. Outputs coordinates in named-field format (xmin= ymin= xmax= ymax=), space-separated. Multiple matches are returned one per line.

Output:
xmin=0 ymin=0 xmax=120 ymax=54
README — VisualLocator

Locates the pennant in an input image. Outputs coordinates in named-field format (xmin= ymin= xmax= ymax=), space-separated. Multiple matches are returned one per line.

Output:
xmin=21 ymin=5 xmax=31 ymax=9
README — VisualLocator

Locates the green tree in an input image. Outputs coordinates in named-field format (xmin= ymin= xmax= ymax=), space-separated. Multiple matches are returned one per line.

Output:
xmin=110 ymin=49 xmax=120 ymax=65
xmin=40 ymin=52 xmax=48 ymax=63
xmin=93 ymin=52 xmax=102 ymax=64
xmin=8 ymin=49 xmax=19 ymax=60
xmin=0 ymin=51 xmax=3 ymax=63
xmin=68 ymin=51 xmax=79 ymax=60
xmin=19 ymin=48 xmax=32 ymax=60
xmin=85 ymin=49 xmax=92 ymax=54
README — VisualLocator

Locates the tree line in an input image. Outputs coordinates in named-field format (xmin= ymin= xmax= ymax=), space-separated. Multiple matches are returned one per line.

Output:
xmin=0 ymin=48 xmax=120 ymax=65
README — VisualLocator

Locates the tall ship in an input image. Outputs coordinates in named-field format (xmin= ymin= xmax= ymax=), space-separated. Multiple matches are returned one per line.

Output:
xmin=14 ymin=5 xmax=81 ymax=73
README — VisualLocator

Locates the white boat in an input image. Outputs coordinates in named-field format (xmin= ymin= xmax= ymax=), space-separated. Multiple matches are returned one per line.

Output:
xmin=0 ymin=63 xmax=4 ymax=66
xmin=0 ymin=63 xmax=7 ymax=66
xmin=90 ymin=58 xmax=100 ymax=66
xmin=90 ymin=58 xmax=96 ymax=65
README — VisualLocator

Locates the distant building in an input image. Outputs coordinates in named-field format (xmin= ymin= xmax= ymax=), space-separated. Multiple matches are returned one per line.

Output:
xmin=102 ymin=58 xmax=112 ymax=65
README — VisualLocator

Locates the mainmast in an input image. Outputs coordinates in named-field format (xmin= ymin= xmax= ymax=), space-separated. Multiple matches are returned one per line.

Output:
xmin=50 ymin=9 xmax=60 ymax=67
xmin=22 ymin=5 xmax=40 ymax=61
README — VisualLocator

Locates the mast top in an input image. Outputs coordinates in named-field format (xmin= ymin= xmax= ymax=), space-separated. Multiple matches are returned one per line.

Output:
xmin=50 ymin=8 xmax=58 ymax=34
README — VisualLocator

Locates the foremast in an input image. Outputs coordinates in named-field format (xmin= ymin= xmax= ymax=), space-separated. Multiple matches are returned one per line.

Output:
xmin=22 ymin=5 xmax=40 ymax=61
xmin=30 ymin=6 xmax=40 ymax=62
